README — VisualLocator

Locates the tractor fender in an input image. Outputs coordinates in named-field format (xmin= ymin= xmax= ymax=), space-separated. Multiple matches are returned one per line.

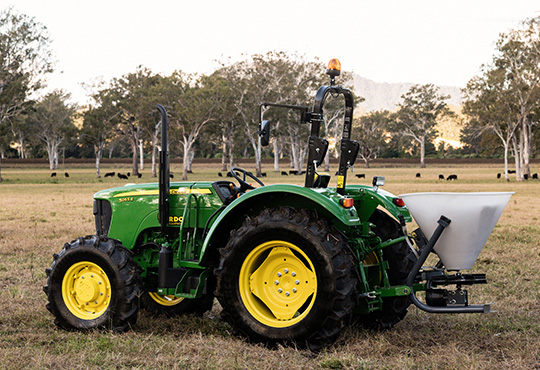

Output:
xmin=200 ymin=184 xmax=360 ymax=264
xmin=345 ymin=185 xmax=412 ymax=224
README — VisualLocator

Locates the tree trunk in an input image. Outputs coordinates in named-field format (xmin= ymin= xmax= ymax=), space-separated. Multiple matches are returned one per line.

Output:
xmin=131 ymin=140 xmax=139 ymax=176
xmin=255 ymin=139 xmax=262 ymax=177
xmin=182 ymin=141 xmax=191 ymax=181
xmin=522 ymin=117 xmax=531 ymax=177
xmin=273 ymin=137 xmax=280 ymax=172
xmin=512 ymin=136 xmax=521 ymax=181
xmin=152 ymin=144 xmax=158 ymax=178
xmin=187 ymin=148 xmax=194 ymax=173
xmin=139 ymin=139 xmax=144 ymax=171
xmin=419 ymin=137 xmax=426 ymax=168
xmin=221 ymin=132 xmax=228 ymax=172
xmin=324 ymin=149 xmax=330 ymax=172
xmin=95 ymin=145 xmax=102 ymax=178
xmin=503 ymin=142 xmax=509 ymax=182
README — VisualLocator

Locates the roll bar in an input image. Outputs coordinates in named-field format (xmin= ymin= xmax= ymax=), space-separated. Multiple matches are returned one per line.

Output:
xmin=259 ymin=60 xmax=359 ymax=194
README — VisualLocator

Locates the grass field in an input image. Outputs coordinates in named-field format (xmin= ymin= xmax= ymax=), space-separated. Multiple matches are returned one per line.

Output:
xmin=0 ymin=162 xmax=539 ymax=369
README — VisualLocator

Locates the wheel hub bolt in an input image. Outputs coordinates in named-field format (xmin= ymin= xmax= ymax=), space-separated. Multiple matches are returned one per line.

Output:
xmin=293 ymin=288 xmax=297 ymax=293
xmin=274 ymin=280 xmax=279 ymax=285
xmin=292 ymin=272 xmax=296 ymax=277
xmin=277 ymin=272 xmax=282 ymax=277
xmin=284 ymin=269 xmax=289 ymax=274
xmin=295 ymin=280 xmax=300 ymax=285
xmin=285 ymin=291 xmax=290 ymax=296
xmin=278 ymin=288 xmax=283 ymax=293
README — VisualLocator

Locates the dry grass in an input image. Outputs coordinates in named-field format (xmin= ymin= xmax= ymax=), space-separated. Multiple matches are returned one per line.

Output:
xmin=1 ymin=162 xmax=539 ymax=369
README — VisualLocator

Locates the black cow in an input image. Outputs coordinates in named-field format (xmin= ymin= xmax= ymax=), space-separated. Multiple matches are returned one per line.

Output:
xmin=438 ymin=174 xmax=444 ymax=180
xmin=64 ymin=172 xmax=69 ymax=178
xmin=104 ymin=172 xmax=115 ymax=177
xmin=51 ymin=172 xmax=57 ymax=177
xmin=446 ymin=174 xmax=458 ymax=181
xmin=118 ymin=173 xmax=128 ymax=180
xmin=416 ymin=173 xmax=421 ymax=178
xmin=355 ymin=174 xmax=366 ymax=179
xmin=281 ymin=171 xmax=288 ymax=176
xmin=497 ymin=173 xmax=501 ymax=179
xmin=533 ymin=173 xmax=538 ymax=180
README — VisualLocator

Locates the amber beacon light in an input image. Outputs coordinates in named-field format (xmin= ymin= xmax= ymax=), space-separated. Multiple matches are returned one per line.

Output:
xmin=326 ymin=58 xmax=341 ymax=76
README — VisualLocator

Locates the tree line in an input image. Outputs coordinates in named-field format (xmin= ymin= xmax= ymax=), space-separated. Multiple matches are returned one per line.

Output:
xmin=1 ymin=7 xmax=539 ymax=182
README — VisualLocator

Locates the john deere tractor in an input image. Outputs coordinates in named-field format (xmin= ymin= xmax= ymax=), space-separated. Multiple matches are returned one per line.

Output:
xmin=44 ymin=59 xmax=510 ymax=350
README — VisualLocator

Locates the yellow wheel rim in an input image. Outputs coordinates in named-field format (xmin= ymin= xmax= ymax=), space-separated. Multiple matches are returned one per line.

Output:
xmin=62 ymin=261 xmax=112 ymax=320
xmin=239 ymin=240 xmax=317 ymax=328
xmin=148 ymin=292 xmax=184 ymax=306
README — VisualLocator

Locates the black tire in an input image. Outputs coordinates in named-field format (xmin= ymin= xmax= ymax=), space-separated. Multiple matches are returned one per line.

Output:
xmin=44 ymin=235 xmax=141 ymax=332
xmin=215 ymin=207 xmax=356 ymax=350
xmin=360 ymin=209 xmax=416 ymax=328
xmin=140 ymin=277 xmax=215 ymax=316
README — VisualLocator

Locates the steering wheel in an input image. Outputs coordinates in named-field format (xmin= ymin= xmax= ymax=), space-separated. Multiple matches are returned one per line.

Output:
xmin=230 ymin=167 xmax=265 ymax=191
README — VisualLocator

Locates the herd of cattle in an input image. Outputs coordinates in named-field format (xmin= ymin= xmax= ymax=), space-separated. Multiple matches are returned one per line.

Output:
xmin=50 ymin=170 xmax=539 ymax=181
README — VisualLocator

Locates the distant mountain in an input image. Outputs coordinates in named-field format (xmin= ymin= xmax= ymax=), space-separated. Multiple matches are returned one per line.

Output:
xmin=352 ymin=74 xmax=463 ymax=113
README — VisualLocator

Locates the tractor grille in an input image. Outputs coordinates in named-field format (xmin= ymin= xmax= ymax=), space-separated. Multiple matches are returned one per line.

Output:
xmin=93 ymin=199 xmax=112 ymax=236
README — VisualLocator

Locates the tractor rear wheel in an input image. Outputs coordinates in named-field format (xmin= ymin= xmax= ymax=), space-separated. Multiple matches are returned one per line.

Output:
xmin=361 ymin=209 xmax=416 ymax=328
xmin=215 ymin=207 xmax=356 ymax=350
xmin=44 ymin=235 xmax=141 ymax=331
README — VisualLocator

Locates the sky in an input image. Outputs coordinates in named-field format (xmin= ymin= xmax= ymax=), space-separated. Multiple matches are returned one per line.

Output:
xmin=6 ymin=0 xmax=540 ymax=105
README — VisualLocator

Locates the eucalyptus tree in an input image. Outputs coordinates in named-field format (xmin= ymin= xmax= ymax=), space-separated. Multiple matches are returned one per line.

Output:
xmin=393 ymin=84 xmax=452 ymax=168
xmin=0 ymin=7 xmax=53 ymax=180
xmin=29 ymin=90 xmax=77 ymax=169
xmin=80 ymin=89 xmax=122 ymax=177
xmin=463 ymin=68 xmax=519 ymax=181
xmin=491 ymin=16 xmax=540 ymax=179
xmin=217 ymin=52 xmax=324 ymax=175
xmin=108 ymin=67 xmax=163 ymax=176
xmin=162 ymin=71 xmax=229 ymax=180
xmin=354 ymin=110 xmax=390 ymax=168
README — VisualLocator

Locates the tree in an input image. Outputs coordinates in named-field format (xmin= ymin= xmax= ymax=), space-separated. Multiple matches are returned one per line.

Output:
xmin=393 ymin=84 xmax=452 ymax=168
xmin=217 ymin=52 xmax=323 ymax=176
xmin=81 ymin=89 xmax=122 ymax=178
xmin=492 ymin=16 xmax=540 ymax=180
xmin=30 ymin=91 xmax=77 ymax=169
xmin=163 ymin=71 xmax=229 ymax=180
xmin=0 ymin=7 xmax=53 ymax=180
xmin=463 ymin=69 xmax=519 ymax=181
xmin=354 ymin=110 xmax=390 ymax=168
xmin=108 ymin=67 xmax=162 ymax=177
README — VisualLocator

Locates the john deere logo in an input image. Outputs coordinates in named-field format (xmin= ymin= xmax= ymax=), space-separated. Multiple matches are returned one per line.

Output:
xmin=168 ymin=216 xmax=183 ymax=225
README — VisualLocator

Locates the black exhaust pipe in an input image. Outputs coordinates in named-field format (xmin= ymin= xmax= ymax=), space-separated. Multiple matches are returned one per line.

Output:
xmin=157 ymin=104 xmax=170 ymax=236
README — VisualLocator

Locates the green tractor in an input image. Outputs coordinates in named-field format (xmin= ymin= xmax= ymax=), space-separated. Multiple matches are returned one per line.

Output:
xmin=44 ymin=59 xmax=511 ymax=349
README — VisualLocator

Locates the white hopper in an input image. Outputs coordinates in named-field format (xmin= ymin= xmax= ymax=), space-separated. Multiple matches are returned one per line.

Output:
xmin=399 ymin=192 xmax=513 ymax=271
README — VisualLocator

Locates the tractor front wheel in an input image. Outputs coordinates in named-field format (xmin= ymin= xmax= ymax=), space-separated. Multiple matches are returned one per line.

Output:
xmin=215 ymin=207 xmax=356 ymax=350
xmin=44 ymin=235 xmax=141 ymax=331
